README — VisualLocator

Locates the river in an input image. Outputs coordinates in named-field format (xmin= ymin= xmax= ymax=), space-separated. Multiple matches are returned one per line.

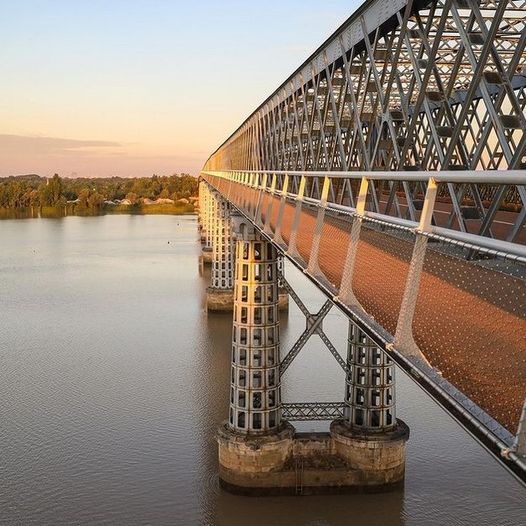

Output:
xmin=1 ymin=214 xmax=524 ymax=525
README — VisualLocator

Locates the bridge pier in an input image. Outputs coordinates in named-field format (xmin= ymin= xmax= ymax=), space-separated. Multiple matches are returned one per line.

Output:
xmin=277 ymin=256 xmax=289 ymax=312
xmin=217 ymin=218 xmax=295 ymax=490
xmin=200 ymin=182 xmax=213 ymax=265
xmin=217 ymin=218 xmax=407 ymax=494
xmin=331 ymin=321 xmax=409 ymax=486
xmin=206 ymin=193 xmax=235 ymax=311
xmin=201 ymin=183 xmax=288 ymax=312
xmin=197 ymin=180 xmax=206 ymax=244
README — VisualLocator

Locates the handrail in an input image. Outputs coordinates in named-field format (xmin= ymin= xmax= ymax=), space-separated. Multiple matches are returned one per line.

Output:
xmin=201 ymin=170 xmax=526 ymax=261
xmin=203 ymin=169 xmax=526 ymax=185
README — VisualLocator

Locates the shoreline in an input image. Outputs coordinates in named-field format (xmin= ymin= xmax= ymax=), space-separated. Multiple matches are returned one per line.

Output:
xmin=0 ymin=203 xmax=197 ymax=220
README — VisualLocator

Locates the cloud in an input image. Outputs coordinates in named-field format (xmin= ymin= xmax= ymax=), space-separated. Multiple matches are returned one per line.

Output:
xmin=0 ymin=134 xmax=207 ymax=177
xmin=0 ymin=134 xmax=121 ymax=154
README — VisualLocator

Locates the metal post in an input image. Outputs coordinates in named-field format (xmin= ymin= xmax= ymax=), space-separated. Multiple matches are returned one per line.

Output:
xmin=287 ymin=175 xmax=306 ymax=260
xmin=307 ymin=176 xmax=331 ymax=276
xmin=337 ymin=177 xmax=369 ymax=307
xmin=274 ymin=174 xmax=289 ymax=247
xmin=263 ymin=174 xmax=277 ymax=235
xmin=391 ymin=178 xmax=438 ymax=359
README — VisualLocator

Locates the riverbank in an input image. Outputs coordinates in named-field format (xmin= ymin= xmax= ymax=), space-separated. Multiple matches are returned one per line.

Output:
xmin=0 ymin=202 xmax=196 ymax=220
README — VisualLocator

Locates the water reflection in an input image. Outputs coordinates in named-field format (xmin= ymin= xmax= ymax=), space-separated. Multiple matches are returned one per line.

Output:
xmin=0 ymin=215 xmax=524 ymax=526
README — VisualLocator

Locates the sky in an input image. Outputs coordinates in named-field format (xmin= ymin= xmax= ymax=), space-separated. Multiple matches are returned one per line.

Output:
xmin=1 ymin=0 xmax=361 ymax=178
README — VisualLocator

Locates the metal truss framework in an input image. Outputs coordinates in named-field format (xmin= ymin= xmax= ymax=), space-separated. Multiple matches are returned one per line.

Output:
xmin=279 ymin=273 xmax=347 ymax=375
xmin=205 ymin=0 xmax=526 ymax=243
xmin=201 ymin=168 xmax=526 ymax=483
xmin=200 ymin=0 xmax=526 ymax=484
xmin=282 ymin=402 xmax=346 ymax=421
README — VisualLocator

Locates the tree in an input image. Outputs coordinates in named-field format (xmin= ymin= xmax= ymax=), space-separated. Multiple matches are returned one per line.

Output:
xmin=159 ymin=188 xmax=171 ymax=199
xmin=39 ymin=174 xmax=64 ymax=206
xmin=77 ymin=188 xmax=104 ymax=209
xmin=125 ymin=192 xmax=138 ymax=205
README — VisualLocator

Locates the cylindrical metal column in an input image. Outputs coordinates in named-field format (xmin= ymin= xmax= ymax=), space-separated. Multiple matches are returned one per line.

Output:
xmin=203 ymin=183 xmax=213 ymax=250
xmin=210 ymin=193 xmax=235 ymax=290
xmin=343 ymin=321 xmax=396 ymax=431
xmin=228 ymin=224 xmax=281 ymax=434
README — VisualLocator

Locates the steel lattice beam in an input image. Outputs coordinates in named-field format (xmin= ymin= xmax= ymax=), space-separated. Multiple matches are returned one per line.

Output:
xmin=199 ymin=0 xmax=526 ymax=486
xmin=204 ymin=0 xmax=526 ymax=242
xmin=282 ymin=402 xmax=346 ymax=421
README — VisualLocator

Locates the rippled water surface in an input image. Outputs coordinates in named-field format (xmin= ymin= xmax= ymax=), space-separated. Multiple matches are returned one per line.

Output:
xmin=1 ymin=215 xmax=524 ymax=525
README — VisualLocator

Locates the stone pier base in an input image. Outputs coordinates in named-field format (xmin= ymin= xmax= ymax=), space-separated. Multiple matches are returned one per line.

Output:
xmin=217 ymin=419 xmax=409 ymax=495
xmin=206 ymin=288 xmax=235 ymax=312
xmin=204 ymin=289 xmax=287 ymax=313
xmin=201 ymin=247 xmax=213 ymax=264
xmin=330 ymin=419 xmax=409 ymax=488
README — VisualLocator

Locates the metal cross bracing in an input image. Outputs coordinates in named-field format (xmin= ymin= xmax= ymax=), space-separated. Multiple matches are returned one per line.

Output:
xmin=282 ymin=402 xmax=346 ymax=421
xmin=205 ymin=0 xmax=526 ymax=243
xmin=200 ymin=0 xmax=526 ymax=483
xmin=279 ymin=273 xmax=347 ymax=375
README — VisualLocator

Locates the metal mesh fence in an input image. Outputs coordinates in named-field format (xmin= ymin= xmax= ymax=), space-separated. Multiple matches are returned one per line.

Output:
xmin=318 ymin=212 xmax=353 ymax=290
xmin=244 ymin=185 xmax=258 ymax=215
xmin=216 ymin=177 xmax=228 ymax=195
xmin=259 ymin=192 xmax=271 ymax=224
xmin=413 ymin=239 xmax=526 ymax=433
xmin=291 ymin=204 xmax=317 ymax=265
xmin=352 ymin=219 xmax=414 ymax=335
xmin=278 ymin=201 xmax=296 ymax=245
xmin=267 ymin=195 xmax=281 ymax=233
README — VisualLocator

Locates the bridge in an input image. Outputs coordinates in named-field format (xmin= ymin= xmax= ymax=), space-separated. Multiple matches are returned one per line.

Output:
xmin=198 ymin=0 xmax=526 ymax=493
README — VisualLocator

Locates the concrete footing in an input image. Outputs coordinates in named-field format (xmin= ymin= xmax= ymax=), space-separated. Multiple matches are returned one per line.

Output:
xmin=217 ymin=419 xmax=409 ymax=495
xmin=201 ymin=247 xmax=213 ymax=264
xmin=206 ymin=287 xmax=235 ymax=312
xmin=204 ymin=288 xmax=288 ymax=313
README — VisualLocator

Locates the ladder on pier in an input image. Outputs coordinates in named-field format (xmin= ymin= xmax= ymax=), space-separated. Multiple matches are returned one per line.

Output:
xmin=294 ymin=458 xmax=304 ymax=495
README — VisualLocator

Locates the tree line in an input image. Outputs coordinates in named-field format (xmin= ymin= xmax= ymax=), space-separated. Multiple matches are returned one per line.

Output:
xmin=0 ymin=173 xmax=198 ymax=210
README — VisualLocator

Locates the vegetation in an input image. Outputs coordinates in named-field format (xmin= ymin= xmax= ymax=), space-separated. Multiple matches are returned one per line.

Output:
xmin=0 ymin=173 xmax=198 ymax=214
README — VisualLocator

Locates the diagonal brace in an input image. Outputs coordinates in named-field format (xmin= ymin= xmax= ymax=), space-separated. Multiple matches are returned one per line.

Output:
xmin=279 ymin=272 xmax=347 ymax=375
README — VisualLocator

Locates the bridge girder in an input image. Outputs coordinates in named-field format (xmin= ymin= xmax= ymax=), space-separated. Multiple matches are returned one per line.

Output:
xmin=204 ymin=0 xmax=526 ymax=240
xmin=200 ymin=0 xmax=526 ymax=485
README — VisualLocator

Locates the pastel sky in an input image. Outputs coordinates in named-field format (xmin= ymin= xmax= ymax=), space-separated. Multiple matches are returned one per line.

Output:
xmin=1 ymin=0 xmax=361 ymax=177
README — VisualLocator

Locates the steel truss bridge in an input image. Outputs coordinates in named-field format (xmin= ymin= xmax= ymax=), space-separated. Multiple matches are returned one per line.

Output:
xmin=201 ymin=0 xmax=526 ymax=483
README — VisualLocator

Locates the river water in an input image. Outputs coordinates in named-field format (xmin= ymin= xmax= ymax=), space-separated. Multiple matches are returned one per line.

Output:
xmin=1 ymin=214 xmax=524 ymax=525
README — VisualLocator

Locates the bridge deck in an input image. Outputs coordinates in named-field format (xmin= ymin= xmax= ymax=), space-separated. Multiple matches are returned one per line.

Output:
xmin=209 ymin=175 xmax=526 ymax=434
